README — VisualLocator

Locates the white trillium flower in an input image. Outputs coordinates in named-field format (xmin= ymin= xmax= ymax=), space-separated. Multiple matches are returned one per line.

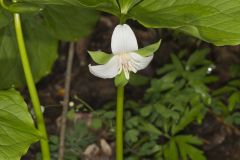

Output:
xmin=89 ymin=24 xmax=154 ymax=80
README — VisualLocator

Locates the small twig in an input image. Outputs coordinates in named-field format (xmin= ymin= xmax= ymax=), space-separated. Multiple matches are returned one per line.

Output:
xmin=58 ymin=42 xmax=75 ymax=160
xmin=74 ymin=95 xmax=94 ymax=112
xmin=76 ymin=38 xmax=89 ymax=66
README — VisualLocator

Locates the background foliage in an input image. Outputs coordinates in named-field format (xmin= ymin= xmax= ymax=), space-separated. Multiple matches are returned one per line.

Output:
xmin=1 ymin=0 xmax=240 ymax=159
xmin=0 ymin=5 xmax=98 ymax=89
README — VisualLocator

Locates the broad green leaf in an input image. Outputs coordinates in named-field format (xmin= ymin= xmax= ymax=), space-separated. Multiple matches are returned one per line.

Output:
xmin=0 ymin=9 xmax=11 ymax=28
xmin=88 ymin=51 xmax=113 ymax=64
xmin=136 ymin=40 xmax=161 ymax=57
xmin=0 ymin=17 xmax=58 ymax=89
xmin=18 ymin=0 xmax=67 ymax=5
xmin=20 ymin=0 xmax=106 ymax=6
xmin=129 ymin=0 xmax=240 ymax=45
xmin=21 ymin=0 xmax=120 ymax=16
xmin=8 ymin=3 xmax=43 ymax=13
xmin=0 ymin=4 xmax=98 ymax=89
xmin=0 ymin=89 xmax=40 ymax=160
xmin=41 ymin=5 xmax=99 ymax=41
xmin=118 ymin=0 xmax=141 ymax=14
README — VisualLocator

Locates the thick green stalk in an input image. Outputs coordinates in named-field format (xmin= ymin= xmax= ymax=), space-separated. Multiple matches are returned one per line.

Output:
xmin=13 ymin=13 xmax=51 ymax=160
xmin=119 ymin=14 xmax=126 ymax=24
xmin=116 ymin=86 xmax=124 ymax=160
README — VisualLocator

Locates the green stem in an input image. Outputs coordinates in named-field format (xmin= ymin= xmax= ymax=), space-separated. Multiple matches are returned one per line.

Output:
xmin=116 ymin=86 xmax=124 ymax=160
xmin=0 ymin=0 xmax=8 ymax=10
xmin=119 ymin=14 xmax=126 ymax=24
xmin=13 ymin=13 xmax=51 ymax=160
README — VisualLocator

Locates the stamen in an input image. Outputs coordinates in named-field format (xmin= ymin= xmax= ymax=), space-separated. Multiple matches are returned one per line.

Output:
xmin=116 ymin=53 xmax=137 ymax=79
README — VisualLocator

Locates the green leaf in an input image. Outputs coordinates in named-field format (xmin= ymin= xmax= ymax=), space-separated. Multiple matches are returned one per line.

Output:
xmin=171 ymin=54 xmax=184 ymax=74
xmin=156 ymin=64 xmax=174 ymax=75
xmin=138 ymin=141 xmax=161 ymax=157
xmin=175 ymin=135 xmax=203 ymax=146
xmin=0 ymin=9 xmax=11 ymax=28
xmin=164 ymin=139 xmax=178 ymax=160
xmin=186 ymin=49 xmax=209 ymax=71
xmin=186 ymin=144 xmax=206 ymax=160
xmin=149 ymin=71 xmax=179 ymax=93
xmin=175 ymin=135 xmax=205 ymax=160
xmin=88 ymin=51 xmax=113 ymax=64
xmin=19 ymin=0 xmax=68 ymax=5
xmin=140 ymin=105 xmax=152 ymax=117
xmin=231 ymin=113 xmax=240 ymax=125
xmin=204 ymin=76 xmax=218 ymax=84
xmin=0 ymin=89 xmax=40 ymax=160
xmin=229 ymin=80 xmax=240 ymax=88
xmin=154 ymin=103 xmax=179 ymax=120
xmin=125 ymin=129 xmax=139 ymax=143
xmin=0 ymin=17 xmax=58 ymax=89
xmin=140 ymin=120 xmax=162 ymax=135
xmin=129 ymin=73 xmax=150 ymax=86
xmin=118 ymin=0 xmax=141 ymax=14
xmin=129 ymin=0 xmax=240 ymax=46
xmin=21 ymin=0 xmax=120 ymax=16
xmin=8 ymin=3 xmax=43 ymax=13
xmin=41 ymin=5 xmax=99 ymax=41
xmin=172 ymin=104 xmax=204 ymax=135
xmin=49 ymin=135 xmax=59 ymax=145
xmin=136 ymin=40 xmax=161 ymax=57
xmin=91 ymin=117 xmax=102 ymax=129
xmin=102 ymin=111 xmax=115 ymax=119
xmin=228 ymin=92 xmax=240 ymax=111
xmin=21 ymin=0 xmax=109 ymax=6
xmin=189 ymin=82 xmax=211 ymax=105
xmin=212 ymin=86 xmax=236 ymax=96
xmin=126 ymin=116 xmax=139 ymax=128
xmin=114 ymin=71 xmax=128 ymax=87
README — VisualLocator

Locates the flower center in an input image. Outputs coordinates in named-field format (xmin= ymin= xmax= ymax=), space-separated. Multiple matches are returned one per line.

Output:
xmin=117 ymin=53 xmax=137 ymax=80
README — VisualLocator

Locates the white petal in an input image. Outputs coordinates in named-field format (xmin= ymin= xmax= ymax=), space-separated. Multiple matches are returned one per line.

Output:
xmin=111 ymin=24 xmax=138 ymax=54
xmin=89 ymin=56 xmax=120 ymax=79
xmin=129 ymin=52 xmax=153 ymax=71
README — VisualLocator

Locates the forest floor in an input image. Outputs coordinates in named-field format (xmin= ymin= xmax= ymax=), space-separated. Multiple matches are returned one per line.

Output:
xmin=23 ymin=14 xmax=240 ymax=160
